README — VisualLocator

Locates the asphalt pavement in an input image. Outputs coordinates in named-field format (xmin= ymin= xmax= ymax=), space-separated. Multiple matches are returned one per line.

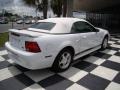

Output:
xmin=0 ymin=22 xmax=33 ymax=33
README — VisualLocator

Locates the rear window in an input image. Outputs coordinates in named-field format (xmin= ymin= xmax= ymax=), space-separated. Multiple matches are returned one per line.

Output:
xmin=30 ymin=22 xmax=56 ymax=30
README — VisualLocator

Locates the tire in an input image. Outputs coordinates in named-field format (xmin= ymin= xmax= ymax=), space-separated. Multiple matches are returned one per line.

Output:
xmin=101 ymin=36 xmax=108 ymax=50
xmin=51 ymin=49 xmax=73 ymax=72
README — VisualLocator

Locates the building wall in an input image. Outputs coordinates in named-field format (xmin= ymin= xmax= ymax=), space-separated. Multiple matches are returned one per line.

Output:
xmin=85 ymin=5 xmax=120 ymax=34
xmin=73 ymin=0 xmax=120 ymax=34
xmin=73 ymin=0 xmax=120 ymax=12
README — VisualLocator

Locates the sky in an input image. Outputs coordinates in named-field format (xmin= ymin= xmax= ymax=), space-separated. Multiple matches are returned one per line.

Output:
xmin=0 ymin=0 xmax=86 ymax=18
xmin=0 ymin=0 xmax=54 ymax=17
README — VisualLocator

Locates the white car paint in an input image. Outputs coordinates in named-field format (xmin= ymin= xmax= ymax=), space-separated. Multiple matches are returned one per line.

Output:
xmin=5 ymin=18 xmax=109 ymax=70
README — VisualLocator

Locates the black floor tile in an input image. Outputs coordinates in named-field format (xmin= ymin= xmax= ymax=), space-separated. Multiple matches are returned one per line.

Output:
xmin=73 ymin=61 xmax=97 ymax=72
xmin=38 ymin=74 xmax=73 ymax=90
xmin=114 ymin=52 xmax=120 ymax=56
xmin=0 ymin=75 xmax=32 ymax=90
xmin=113 ymin=73 xmax=120 ymax=84
xmin=113 ymin=35 xmax=120 ymax=37
xmin=107 ymin=46 xmax=120 ymax=51
xmin=14 ymin=73 xmax=35 ymax=87
xmin=93 ymin=52 xmax=111 ymax=59
xmin=2 ymin=55 xmax=9 ymax=60
xmin=101 ymin=60 xmax=120 ymax=71
xmin=77 ymin=74 xmax=110 ymax=90
xmin=110 ymin=39 xmax=118 ymax=42
xmin=114 ymin=42 xmax=120 ymax=45
xmin=0 ymin=61 xmax=12 ymax=69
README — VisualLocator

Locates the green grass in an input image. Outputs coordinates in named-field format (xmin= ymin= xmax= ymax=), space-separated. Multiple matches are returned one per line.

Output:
xmin=0 ymin=32 xmax=9 ymax=47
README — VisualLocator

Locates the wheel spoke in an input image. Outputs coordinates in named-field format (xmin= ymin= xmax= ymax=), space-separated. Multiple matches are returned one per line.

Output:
xmin=66 ymin=53 xmax=70 ymax=59
xmin=59 ymin=52 xmax=72 ymax=69
xmin=62 ymin=54 xmax=67 ymax=60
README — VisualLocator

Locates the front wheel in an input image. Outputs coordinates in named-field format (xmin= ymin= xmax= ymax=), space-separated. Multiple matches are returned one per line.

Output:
xmin=101 ymin=37 xmax=108 ymax=50
xmin=51 ymin=49 xmax=73 ymax=72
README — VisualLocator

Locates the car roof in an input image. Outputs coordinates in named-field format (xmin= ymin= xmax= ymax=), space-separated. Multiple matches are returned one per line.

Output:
xmin=38 ymin=18 xmax=86 ymax=24
xmin=37 ymin=18 xmax=87 ymax=34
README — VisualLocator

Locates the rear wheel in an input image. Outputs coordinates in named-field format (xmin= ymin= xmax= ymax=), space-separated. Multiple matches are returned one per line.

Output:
xmin=101 ymin=36 xmax=108 ymax=50
xmin=51 ymin=49 xmax=73 ymax=72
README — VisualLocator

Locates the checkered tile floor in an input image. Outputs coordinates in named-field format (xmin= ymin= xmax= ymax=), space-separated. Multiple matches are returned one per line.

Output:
xmin=0 ymin=36 xmax=120 ymax=90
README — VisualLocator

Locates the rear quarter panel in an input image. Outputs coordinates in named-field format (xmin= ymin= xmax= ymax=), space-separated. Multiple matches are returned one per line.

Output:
xmin=35 ymin=34 xmax=79 ymax=60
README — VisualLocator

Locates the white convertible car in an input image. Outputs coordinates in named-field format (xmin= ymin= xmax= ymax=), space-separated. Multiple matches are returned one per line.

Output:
xmin=5 ymin=18 xmax=110 ymax=72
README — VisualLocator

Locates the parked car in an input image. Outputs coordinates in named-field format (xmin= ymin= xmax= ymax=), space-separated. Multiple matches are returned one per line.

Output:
xmin=25 ymin=20 xmax=32 ymax=24
xmin=16 ymin=20 xmax=24 ymax=24
xmin=0 ymin=19 xmax=8 ymax=24
xmin=31 ymin=20 xmax=36 ymax=24
xmin=5 ymin=18 xmax=110 ymax=72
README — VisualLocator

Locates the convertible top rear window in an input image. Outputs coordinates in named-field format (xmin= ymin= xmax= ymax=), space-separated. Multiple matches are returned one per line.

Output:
xmin=30 ymin=22 xmax=56 ymax=30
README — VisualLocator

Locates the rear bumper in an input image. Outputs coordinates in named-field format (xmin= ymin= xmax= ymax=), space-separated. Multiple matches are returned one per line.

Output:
xmin=5 ymin=42 xmax=54 ymax=70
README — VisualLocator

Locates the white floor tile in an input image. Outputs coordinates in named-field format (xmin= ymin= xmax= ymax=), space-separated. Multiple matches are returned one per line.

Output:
xmin=108 ymin=55 xmax=120 ymax=63
xmin=7 ymin=59 xmax=14 ymax=63
xmin=111 ymin=44 xmax=120 ymax=49
xmin=25 ymin=69 xmax=55 ymax=82
xmin=100 ymin=49 xmax=117 ymax=55
xmin=111 ymin=38 xmax=120 ymax=41
xmin=105 ymin=82 xmax=120 ymax=90
xmin=91 ymin=66 xmax=118 ymax=81
xmin=108 ymin=41 xmax=115 ymax=44
xmin=0 ymin=66 xmax=21 ymax=81
xmin=23 ymin=84 xmax=45 ymax=90
xmin=118 ymin=40 xmax=120 ymax=43
xmin=59 ymin=67 xmax=88 ymax=82
xmin=0 ymin=50 xmax=8 ymax=56
xmin=84 ymin=56 xmax=105 ymax=65
xmin=66 ymin=83 xmax=89 ymax=90
xmin=0 ymin=56 xmax=5 ymax=62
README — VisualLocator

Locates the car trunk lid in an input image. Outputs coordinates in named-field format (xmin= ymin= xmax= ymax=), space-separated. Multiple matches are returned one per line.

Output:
xmin=9 ymin=29 xmax=49 ymax=51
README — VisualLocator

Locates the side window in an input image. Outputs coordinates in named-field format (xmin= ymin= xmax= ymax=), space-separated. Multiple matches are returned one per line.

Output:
xmin=71 ymin=21 xmax=96 ymax=33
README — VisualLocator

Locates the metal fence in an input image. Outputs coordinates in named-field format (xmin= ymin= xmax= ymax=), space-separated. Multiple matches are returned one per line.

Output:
xmin=86 ymin=13 xmax=120 ymax=34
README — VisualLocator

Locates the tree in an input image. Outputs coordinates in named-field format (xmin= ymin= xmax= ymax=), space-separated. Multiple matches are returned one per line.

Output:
xmin=23 ymin=0 xmax=48 ymax=19
xmin=42 ymin=0 xmax=48 ymax=19
xmin=51 ymin=0 xmax=62 ymax=17
xmin=67 ymin=0 xmax=73 ymax=17
xmin=50 ymin=0 xmax=68 ymax=17
xmin=63 ymin=0 xmax=67 ymax=17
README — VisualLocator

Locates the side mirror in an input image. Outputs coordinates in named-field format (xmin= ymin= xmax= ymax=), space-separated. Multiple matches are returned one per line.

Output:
xmin=95 ymin=28 xmax=99 ymax=32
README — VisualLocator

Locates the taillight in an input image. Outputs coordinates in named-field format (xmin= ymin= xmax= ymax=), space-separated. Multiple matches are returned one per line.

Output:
xmin=25 ymin=41 xmax=41 ymax=53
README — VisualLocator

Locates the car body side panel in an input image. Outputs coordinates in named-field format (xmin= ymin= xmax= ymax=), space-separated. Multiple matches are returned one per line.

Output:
xmin=36 ymin=28 xmax=109 ymax=63
xmin=35 ymin=34 xmax=81 ymax=60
